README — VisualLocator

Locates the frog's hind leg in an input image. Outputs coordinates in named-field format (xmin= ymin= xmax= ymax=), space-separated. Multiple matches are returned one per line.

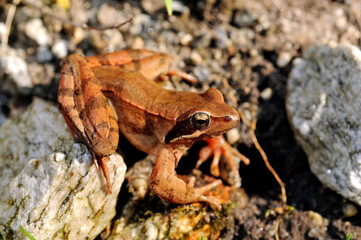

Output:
xmin=58 ymin=53 xmax=119 ymax=194
xmin=150 ymin=148 xmax=224 ymax=209
xmin=58 ymin=59 xmax=88 ymax=144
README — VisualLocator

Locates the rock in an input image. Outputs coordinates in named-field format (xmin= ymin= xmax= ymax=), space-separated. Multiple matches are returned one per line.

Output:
xmin=109 ymin=160 xmax=248 ymax=240
xmin=125 ymin=156 xmax=155 ymax=201
xmin=51 ymin=39 xmax=68 ymax=59
xmin=179 ymin=33 xmax=193 ymax=47
xmin=192 ymin=64 xmax=210 ymax=82
xmin=97 ymin=3 xmax=128 ymax=28
xmin=286 ymin=43 xmax=361 ymax=206
xmin=190 ymin=50 xmax=203 ymax=65
xmin=129 ymin=14 xmax=152 ymax=36
xmin=342 ymin=203 xmax=358 ymax=218
xmin=260 ymin=87 xmax=273 ymax=101
xmin=232 ymin=10 xmax=255 ymax=28
xmin=277 ymin=51 xmax=292 ymax=68
xmin=0 ymin=53 xmax=33 ymax=93
xmin=141 ymin=0 xmax=166 ymax=14
xmin=24 ymin=18 xmax=51 ymax=46
xmin=0 ymin=98 xmax=126 ymax=239
xmin=37 ymin=46 xmax=53 ymax=63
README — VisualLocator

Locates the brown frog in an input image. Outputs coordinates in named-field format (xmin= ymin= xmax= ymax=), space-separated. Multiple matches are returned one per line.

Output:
xmin=58 ymin=49 xmax=245 ymax=208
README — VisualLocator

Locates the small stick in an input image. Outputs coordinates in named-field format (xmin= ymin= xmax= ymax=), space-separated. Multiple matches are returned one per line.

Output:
xmin=222 ymin=78 xmax=287 ymax=206
xmin=1 ymin=0 xmax=20 ymax=56
xmin=238 ymin=109 xmax=287 ymax=206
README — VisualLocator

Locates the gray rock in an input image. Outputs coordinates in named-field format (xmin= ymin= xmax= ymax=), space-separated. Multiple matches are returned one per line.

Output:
xmin=286 ymin=43 xmax=361 ymax=206
xmin=129 ymin=14 xmax=152 ymax=36
xmin=0 ymin=98 xmax=126 ymax=239
xmin=37 ymin=46 xmax=53 ymax=63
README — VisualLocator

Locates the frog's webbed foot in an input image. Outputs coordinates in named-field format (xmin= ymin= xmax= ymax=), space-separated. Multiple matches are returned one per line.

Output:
xmin=196 ymin=136 xmax=250 ymax=178
xmin=190 ymin=178 xmax=223 ymax=210
xmin=150 ymin=148 xmax=225 ymax=209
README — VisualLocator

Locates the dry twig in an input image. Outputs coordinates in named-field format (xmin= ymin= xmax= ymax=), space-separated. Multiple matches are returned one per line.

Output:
xmin=238 ymin=109 xmax=287 ymax=205
xmin=1 ymin=0 xmax=20 ymax=56
xmin=21 ymin=0 xmax=133 ymax=31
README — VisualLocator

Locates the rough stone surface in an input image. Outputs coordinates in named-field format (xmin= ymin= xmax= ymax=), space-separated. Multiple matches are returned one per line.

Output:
xmin=286 ymin=43 xmax=361 ymax=206
xmin=0 ymin=98 xmax=126 ymax=240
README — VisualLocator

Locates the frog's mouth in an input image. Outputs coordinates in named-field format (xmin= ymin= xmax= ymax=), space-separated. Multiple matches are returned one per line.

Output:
xmin=166 ymin=130 xmax=203 ymax=143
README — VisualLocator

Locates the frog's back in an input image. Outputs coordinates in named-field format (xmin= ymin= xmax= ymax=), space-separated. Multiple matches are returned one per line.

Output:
xmin=93 ymin=66 xmax=204 ymax=119
xmin=93 ymin=66 xmax=182 ymax=154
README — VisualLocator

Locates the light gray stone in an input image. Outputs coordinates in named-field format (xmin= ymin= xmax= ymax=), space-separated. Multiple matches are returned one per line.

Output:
xmin=286 ymin=43 xmax=361 ymax=206
xmin=0 ymin=98 xmax=126 ymax=239
xmin=24 ymin=18 xmax=51 ymax=47
xmin=51 ymin=39 xmax=68 ymax=59
xmin=0 ymin=54 xmax=32 ymax=89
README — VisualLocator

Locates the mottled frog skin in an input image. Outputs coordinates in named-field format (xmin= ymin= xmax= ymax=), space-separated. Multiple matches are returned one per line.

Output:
xmin=58 ymin=49 xmax=240 ymax=208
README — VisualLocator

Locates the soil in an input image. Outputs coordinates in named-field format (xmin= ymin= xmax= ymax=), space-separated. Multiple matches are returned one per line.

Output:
xmin=1 ymin=0 xmax=361 ymax=239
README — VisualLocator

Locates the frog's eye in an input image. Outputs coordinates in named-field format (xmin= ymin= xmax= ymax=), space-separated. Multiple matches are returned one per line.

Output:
xmin=190 ymin=112 xmax=211 ymax=130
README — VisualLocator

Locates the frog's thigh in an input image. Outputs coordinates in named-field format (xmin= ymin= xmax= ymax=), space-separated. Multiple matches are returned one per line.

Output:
xmin=150 ymin=148 xmax=219 ymax=205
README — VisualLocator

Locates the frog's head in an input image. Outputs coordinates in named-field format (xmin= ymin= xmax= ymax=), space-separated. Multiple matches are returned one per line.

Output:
xmin=165 ymin=88 xmax=239 ymax=144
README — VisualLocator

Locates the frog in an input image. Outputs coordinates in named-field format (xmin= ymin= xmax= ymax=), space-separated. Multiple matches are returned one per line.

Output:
xmin=58 ymin=49 xmax=245 ymax=208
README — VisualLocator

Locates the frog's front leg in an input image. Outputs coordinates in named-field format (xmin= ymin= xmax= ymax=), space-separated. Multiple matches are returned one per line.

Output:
xmin=196 ymin=136 xmax=250 ymax=178
xmin=150 ymin=148 xmax=223 ymax=209
xmin=58 ymin=53 xmax=119 ymax=193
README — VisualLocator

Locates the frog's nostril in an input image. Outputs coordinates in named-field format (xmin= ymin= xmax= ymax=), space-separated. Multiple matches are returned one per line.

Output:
xmin=224 ymin=116 xmax=232 ymax=121
xmin=227 ymin=111 xmax=240 ymax=122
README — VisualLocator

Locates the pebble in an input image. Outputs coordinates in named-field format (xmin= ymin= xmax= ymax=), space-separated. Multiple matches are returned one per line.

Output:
xmin=226 ymin=128 xmax=241 ymax=145
xmin=172 ymin=0 xmax=188 ymax=14
xmin=277 ymin=51 xmax=292 ymax=68
xmin=37 ymin=46 xmax=52 ymax=63
xmin=232 ymin=10 xmax=255 ymax=28
xmin=334 ymin=8 xmax=347 ymax=31
xmin=307 ymin=211 xmax=325 ymax=226
xmin=24 ymin=18 xmax=51 ymax=46
xmin=131 ymin=37 xmax=144 ymax=49
xmin=214 ymin=26 xmax=228 ymax=48
xmin=258 ymin=15 xmax=270 ymax=31
xmin=129 ymin=14 xmax=152 ymax=36
xmin=260 ymin=87 xmax=273 ymax=101
xmin=190 ymin=50 xmax=203 ymax=65
xmin=51 ymin=39 xmax=68 ymax=59
xmin=0 ymin=54 xmax=32 ymax=89
xmin=192 ymin=64 xmax=210 ymax=82
xmin=141 ymin=0 xmax=165 ymax=14
xmin=180 ymin=33 xmax=194 ymax=46
xmin=342 ymin=203 xmax=358 ymax=218
xmin=97 ymin=3 xmax=125 ymax=27
xmin=102 ymin=30 xmax=125 ymax=52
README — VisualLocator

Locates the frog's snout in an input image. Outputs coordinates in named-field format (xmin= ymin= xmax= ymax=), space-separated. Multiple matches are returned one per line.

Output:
xmin=227 ymin=108 xmax=240 ymax=127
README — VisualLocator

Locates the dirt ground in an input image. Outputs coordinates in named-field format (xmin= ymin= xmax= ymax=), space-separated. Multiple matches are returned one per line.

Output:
xmin=1 ymin=0 xmax=361 ymax=239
